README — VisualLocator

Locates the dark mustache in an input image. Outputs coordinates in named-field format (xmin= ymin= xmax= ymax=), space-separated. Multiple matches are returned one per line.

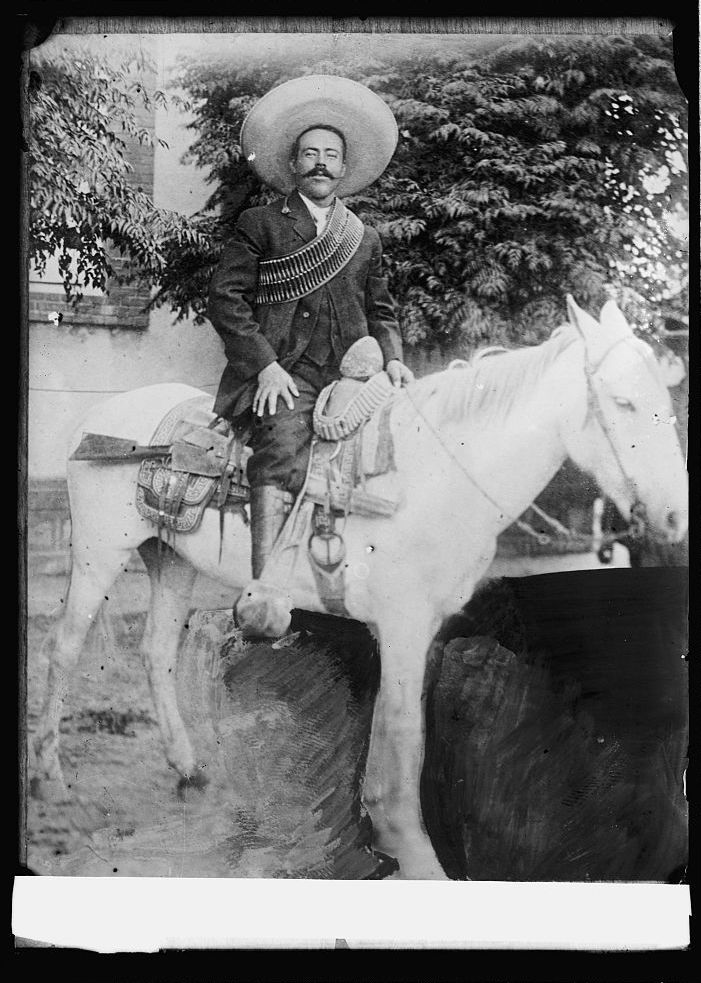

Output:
xmin=303 ymin=165 xmax=333 ymax=178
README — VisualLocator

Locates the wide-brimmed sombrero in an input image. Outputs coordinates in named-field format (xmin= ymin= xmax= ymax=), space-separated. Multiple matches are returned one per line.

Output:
xmin=240 ymin=75 xmax=398 ymax=196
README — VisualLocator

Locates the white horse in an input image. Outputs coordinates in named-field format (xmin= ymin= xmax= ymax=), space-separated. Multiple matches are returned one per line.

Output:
xmin=32 ymin=297 xmax=688 ymax=879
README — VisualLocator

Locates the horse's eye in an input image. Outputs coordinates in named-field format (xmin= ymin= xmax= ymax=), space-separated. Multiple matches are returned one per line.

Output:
xmin=613 ymin=396 xmax=635 ymax=411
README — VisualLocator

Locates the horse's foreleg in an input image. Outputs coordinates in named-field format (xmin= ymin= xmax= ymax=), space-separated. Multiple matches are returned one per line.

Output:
xmin=363 ymin=607 xmax=448 ymax=880
xmin=33 ymin=549 xmax=126 ymax=798
xmin=138 ymin=542 xmax=202 ymax=792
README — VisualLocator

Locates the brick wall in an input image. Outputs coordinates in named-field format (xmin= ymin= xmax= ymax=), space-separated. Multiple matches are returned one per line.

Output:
xmin=28 ymin=65 xmax=156 ymax=333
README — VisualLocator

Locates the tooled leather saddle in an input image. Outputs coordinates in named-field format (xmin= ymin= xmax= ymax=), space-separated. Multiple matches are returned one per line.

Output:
xmin=69 ymin=339 xmax=401 ymax=548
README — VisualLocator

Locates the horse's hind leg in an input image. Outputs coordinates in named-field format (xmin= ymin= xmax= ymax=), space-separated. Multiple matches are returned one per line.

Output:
xmin=33 ymin=548 xmax=127 ymax=798
xmin=137 ymin=540 xmax=203 ymax=792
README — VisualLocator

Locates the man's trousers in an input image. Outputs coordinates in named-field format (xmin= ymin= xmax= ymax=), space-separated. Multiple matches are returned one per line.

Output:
xmin=246 ymin=360 xmax=340 ymax=497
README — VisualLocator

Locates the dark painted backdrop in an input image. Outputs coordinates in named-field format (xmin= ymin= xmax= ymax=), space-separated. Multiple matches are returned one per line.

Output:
xmin=214 ymin=567 xmax=687 ymax=880
xmin=423 ymin=567 xmax=688 ymax=881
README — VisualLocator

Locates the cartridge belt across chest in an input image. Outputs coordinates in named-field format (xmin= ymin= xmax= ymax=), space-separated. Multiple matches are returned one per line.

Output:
xmin=255 ymin=200 xmax=364 ymax=306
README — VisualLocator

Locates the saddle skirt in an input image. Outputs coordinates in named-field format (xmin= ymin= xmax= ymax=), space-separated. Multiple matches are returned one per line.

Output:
xmin=133 ymin=376 xmax=400 ymax=540
xmin=134 ymin=396 xmax=251 ymax=537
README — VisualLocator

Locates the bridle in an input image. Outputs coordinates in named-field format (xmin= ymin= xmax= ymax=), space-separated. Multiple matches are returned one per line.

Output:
xmin=404 ymin=328 xmax=649 ymax=549
xmin=577 ymin=330 xmax=647 ymax=541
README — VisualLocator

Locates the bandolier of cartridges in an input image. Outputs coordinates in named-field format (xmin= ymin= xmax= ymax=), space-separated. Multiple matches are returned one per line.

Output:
xmin=255 ymin=201 xmax=364 ymax=306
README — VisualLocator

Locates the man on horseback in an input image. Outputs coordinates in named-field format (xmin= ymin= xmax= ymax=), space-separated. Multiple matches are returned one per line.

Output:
xmin=207 ymin=76 xmax=413 ymax=594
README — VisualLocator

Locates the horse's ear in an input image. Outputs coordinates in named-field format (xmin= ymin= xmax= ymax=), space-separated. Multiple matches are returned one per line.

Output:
xmin=600 ymin=300 xmax=631 ymax=334
xmin=565 ymin=294 xmax=581 ymax=326
xmin=566 ymin=294 xmax=599 ymax=338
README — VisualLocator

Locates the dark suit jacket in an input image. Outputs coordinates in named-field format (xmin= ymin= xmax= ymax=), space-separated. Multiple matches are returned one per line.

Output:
xmin=207 ymin=189 xmax=403 ymax=420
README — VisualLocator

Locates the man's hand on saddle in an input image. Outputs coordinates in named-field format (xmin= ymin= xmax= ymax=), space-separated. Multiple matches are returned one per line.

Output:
xmin=254 ymin=361 xmax=300 ymax=416
xmin=386 ymin=359 xmax=415 ymax=389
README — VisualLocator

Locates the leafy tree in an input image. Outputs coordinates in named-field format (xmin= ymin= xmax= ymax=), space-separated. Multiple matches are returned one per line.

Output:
xmin=28 ymin=35 xmax=687 ymax=354
xmin=173 ymin=34 xmax=687 ymax=351
xmin=26 ymin=44 xmax=211 ymax=304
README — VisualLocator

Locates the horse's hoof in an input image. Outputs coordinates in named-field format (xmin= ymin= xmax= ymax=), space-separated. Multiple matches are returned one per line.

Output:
xmin=363 ymin=849 xmax=400 ymax=880
xmin=176 ymin=769 xmax=209 ymax=798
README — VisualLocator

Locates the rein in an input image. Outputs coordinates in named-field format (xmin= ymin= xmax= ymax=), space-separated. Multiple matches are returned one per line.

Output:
xmin=578 ymin=332 xmax=647 ymax=542
xmin=404 ymin=386 xmax=554 ymax=545
xmin=403 ymin=332 xmax=647 ymax=551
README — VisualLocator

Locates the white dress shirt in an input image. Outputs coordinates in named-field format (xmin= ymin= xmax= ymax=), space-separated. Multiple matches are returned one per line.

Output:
xmin=298 ymin=192 xmax=333 ymax=237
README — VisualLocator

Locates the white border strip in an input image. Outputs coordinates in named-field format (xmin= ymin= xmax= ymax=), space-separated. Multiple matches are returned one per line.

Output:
xmin=13 ymin=878 xmax=690 ymax=952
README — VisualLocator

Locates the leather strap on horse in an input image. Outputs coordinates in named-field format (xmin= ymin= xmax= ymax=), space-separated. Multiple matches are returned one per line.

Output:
xmin=254 ymin=199 xmax=364 ymax=305
xmin=405 ymin=337 xmax=647 ymax=551
xmin=575 ymin=332 xmax=647 ymax=541
xmin=582 ymin=336 xmax=642 ymax=508
xmin=156 ymin=469 xmax=190 ymax=565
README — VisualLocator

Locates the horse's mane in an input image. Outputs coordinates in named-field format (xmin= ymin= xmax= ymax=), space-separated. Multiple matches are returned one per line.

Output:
xmin=404 ymin=323 xmax=580 ymax=428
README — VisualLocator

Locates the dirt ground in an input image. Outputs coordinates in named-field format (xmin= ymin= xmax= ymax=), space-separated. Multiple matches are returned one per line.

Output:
xmin=24 ymin=548 xmax=637 ymax=880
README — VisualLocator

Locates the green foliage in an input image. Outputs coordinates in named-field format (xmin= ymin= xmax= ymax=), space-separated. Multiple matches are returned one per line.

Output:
xmin=29 ymin=36 xmax=687 ymax=349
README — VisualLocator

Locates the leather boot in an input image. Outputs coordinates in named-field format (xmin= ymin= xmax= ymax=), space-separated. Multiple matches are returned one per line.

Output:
xmin=249 ymin=484 xmax=294 ymax=579
xmin=235 ymin=485 xmax=295 ymax=638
